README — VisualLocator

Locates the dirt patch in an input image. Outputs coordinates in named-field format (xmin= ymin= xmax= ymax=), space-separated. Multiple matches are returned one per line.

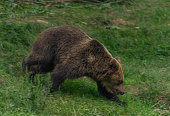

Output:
xmin=129 ymin=86 xmax=149 ymax=95
xmin=154 ymin=109 xmax=169 ymax=115
xmin=112 ymin=18 xmax=136 ymax=26
xmin=155 ymin=93 xmax=170 ymax=106
xmin=129 ymin=86 xmax=169 ymax=111
xmin=15 ymin=18 xmax=50 ymax=25
xmin=36 ymin=19 xmax=49 ymax=24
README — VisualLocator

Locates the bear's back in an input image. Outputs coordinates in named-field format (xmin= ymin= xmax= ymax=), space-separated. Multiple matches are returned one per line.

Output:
xmin=37 ymin=26 xmax=90 ymax=45
xmin=32 ymin=26 xmax=92 ymax=54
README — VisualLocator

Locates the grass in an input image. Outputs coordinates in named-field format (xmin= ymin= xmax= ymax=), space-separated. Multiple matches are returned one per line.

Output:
xmin=0 ymin=0 xmax=170 ymax=115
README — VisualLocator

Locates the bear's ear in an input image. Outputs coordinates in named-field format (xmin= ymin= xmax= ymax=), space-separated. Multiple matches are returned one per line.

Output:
xmin=115 ymin=57 xmax=121 ymax=63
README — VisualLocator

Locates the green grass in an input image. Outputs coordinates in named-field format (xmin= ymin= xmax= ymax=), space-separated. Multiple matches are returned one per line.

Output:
xmin=0 ymin=0 xmax=170 ymax=115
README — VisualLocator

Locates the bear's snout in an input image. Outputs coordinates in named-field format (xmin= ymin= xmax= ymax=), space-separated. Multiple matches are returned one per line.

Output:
xmin=119 ymin=91 xmax=125 ymax=95
xmin=116 ymin=89 xmax=125 ymax=95
xmin=116 ymin=91 xmax=125 ymax=95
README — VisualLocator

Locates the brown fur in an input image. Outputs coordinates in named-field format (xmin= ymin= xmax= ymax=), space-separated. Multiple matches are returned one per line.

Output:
xmin=22 ymin=25 xmax=127 ymax=105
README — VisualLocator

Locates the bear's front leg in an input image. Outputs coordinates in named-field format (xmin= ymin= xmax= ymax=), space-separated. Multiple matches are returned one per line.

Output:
xmin=50 ymin=71 xmax=66 ymax=93
xmin=29 ymin=73 xmax=35 ymax=83
xmin=97 ymin=81 xmax=127 ymax=105
xmin=111 ymin=95 xmax=128 ymax=105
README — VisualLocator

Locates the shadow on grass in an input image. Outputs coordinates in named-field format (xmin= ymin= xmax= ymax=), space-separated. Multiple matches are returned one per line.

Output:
xmin=56 ymin=79 xmax=102 ymax=99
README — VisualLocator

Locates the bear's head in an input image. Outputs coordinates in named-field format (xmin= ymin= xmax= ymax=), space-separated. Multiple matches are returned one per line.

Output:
xmin=22 ymin=56 xmax=36 ymax=75
xmin=101 ymin=57 xmax=125 ymax=95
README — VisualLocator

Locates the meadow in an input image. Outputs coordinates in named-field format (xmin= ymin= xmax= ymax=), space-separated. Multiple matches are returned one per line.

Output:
xmin=0 ymin=0 xmax=169 ymax=115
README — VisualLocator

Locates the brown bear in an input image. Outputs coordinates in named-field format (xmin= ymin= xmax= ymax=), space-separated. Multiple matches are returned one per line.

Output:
xmin=22 ymin=25 xmax=127 ymax=105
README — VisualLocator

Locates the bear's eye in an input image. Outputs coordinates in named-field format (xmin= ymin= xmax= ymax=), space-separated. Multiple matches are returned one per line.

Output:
xmin=109 ymin=64 xmax=114 ymax=69
xmin=117 ymin=80 xmax=123 ymax=85
xmin=109 ymin=64 xmax=118 ymax=71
